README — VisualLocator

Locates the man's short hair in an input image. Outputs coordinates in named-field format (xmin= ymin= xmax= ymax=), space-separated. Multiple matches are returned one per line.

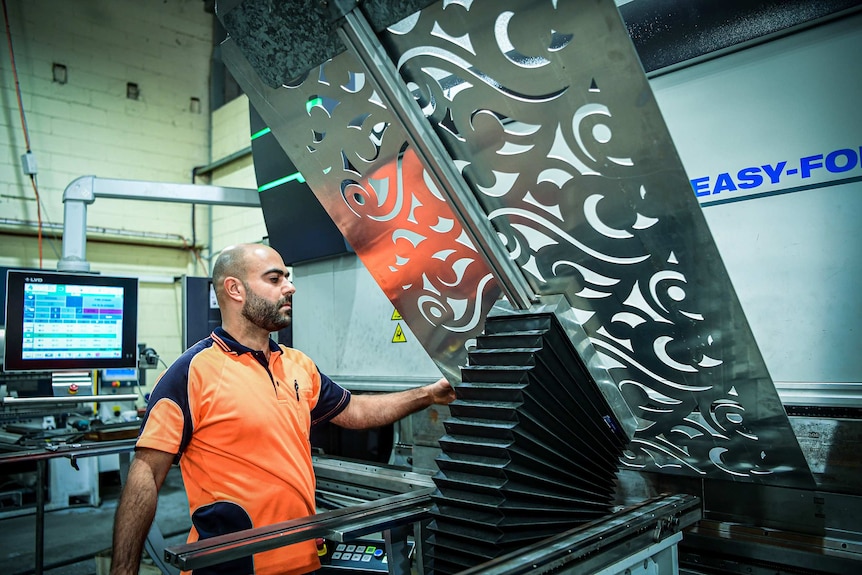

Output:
xmin=211 ymin=245 xmax=250 ymax=301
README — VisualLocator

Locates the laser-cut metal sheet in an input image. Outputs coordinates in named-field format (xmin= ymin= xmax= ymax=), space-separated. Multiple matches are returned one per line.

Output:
xmin=223 ymin=40 xmax=500 ymax=387
xmin=222 ymin=0 xmax=813 ymax=486
xmin=380 ymin=0 xmax=812 ymax=487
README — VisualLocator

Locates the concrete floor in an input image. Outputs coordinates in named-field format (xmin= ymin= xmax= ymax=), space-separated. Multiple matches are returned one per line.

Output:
xmin=0 ymin=466 xmax=190 ymax=575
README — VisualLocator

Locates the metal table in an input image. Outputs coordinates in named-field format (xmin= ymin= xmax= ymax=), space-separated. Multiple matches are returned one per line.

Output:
xmin=0 ymin=439 xmax=139 ymax=575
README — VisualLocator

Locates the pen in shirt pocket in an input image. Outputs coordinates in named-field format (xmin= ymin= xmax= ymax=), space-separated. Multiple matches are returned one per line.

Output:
xmin=294 ymin=379 xmax=300 ymax=401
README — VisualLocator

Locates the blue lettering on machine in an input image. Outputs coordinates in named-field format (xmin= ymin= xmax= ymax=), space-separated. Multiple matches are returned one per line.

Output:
xmin=691 ymin=144 xmax=862 ymax=206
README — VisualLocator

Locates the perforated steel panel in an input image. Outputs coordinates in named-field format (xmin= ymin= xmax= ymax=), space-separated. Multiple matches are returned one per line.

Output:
xmin=222 ymin=0 xmax=813 ymax=486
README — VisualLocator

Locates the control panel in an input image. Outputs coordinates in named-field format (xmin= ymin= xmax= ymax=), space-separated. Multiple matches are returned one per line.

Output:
xmin=317 ymin=538 xmax=414 ymax=573
xmin=100 ymin=367 xmax=139 ymax=388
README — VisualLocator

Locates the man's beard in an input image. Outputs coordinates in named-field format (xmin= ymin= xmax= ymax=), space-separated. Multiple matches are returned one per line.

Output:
xmin=242 ymin=287 xmax=292 ymax=332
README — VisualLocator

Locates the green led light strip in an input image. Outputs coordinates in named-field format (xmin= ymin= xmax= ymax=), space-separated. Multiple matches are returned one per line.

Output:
xmin=258 ymin=172 xmax=306 ymax=192
xmin=250 ymin=127 xmax=271 ymax=140
xmin=305 ymin=97 xmax=324 ymax=115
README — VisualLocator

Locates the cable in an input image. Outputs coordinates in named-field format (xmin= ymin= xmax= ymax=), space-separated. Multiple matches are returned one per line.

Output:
xmin=29 ymin=175 xmax=43 ymax=267
xmin=2 ymin=0 xmax=29 ymax=151
xmin=2 ymin=0 xmax=43 ymax=268
xmin=24 ymin=178 xmax=63 ymax=260
xmin=135 ymin=381 xmax=148 ymax=402
xmin=181 ymin=236 xmax=206 ymax=274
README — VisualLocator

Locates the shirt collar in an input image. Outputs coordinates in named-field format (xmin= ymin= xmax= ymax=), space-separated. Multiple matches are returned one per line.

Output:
xmin=212 ymin=326 xmax=282 ymax=357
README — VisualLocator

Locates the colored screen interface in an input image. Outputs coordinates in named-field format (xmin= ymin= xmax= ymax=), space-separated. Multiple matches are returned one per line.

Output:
xmin=22 ymin=281 xmax=125 ymax=361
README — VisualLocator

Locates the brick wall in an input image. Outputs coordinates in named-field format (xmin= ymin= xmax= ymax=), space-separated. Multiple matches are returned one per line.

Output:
xmin=0 ymin=0 xmax=212 ymax=235
xmin=0 ymin=0 xmax=223 ymax=395
xmin=208 ymin=94 xmax=267 ymax=254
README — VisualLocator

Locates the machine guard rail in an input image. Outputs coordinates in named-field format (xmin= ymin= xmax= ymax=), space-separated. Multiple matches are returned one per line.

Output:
xmin=460 ymin=494 xmax=702 ymax=575
xmin=163 ymin=487 xmax=435 ymax=571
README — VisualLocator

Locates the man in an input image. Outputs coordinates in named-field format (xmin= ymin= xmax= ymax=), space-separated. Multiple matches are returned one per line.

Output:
xmin=110 ymin=243 xmax=454 ymax=575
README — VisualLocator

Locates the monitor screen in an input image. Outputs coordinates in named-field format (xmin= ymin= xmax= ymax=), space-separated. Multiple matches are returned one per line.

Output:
xmin=3 ymin=270 xmax=139 ymax=372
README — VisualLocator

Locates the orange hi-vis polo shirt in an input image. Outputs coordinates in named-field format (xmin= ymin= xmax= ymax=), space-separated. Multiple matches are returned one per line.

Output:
xmin=137 ymin=328 xmax=351 ymax=575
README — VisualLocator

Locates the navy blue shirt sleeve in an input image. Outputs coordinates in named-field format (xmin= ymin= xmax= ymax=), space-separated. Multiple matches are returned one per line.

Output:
xmin=138 ymin=338 xmax=213 ymax=461
xmin=311 ymin=370 xmax=351 ymax=427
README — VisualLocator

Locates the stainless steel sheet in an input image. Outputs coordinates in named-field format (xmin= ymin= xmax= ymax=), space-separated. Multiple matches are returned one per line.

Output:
xmin=222 ymin=0 xmax=813 ymax=486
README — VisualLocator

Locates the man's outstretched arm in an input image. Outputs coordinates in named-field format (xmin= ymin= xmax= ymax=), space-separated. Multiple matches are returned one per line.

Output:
xmin=331 ymin=377 xmax=455 ymax=430
xmin=110 ymin=447 xmax=175 ymax=575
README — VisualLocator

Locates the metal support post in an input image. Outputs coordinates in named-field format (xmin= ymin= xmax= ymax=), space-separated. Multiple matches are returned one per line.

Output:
xmin=412 ymin=519 xmax=430 ymax=575
xmin=383 ymin=523 xmax=411 ymax=575
xmin=59 ymin=178 xmax=96 ymax=272
xmin=35 ymin=459 xmax=45 ymax=575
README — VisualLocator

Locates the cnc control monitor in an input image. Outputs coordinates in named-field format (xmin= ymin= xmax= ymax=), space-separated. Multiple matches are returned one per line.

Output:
xmin=3 ymin=270 xmax=138 ymax=372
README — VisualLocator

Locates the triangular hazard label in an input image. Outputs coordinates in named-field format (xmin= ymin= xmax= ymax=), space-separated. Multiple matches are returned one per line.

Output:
xmin=391 ymin=309 xmax=402 ymax=320
xmin=392 ymin=323 xmax=407 ymax=343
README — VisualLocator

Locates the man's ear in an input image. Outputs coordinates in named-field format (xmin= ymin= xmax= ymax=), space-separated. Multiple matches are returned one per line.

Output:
xmin=224 ymin=277 xmax=244 ymax=303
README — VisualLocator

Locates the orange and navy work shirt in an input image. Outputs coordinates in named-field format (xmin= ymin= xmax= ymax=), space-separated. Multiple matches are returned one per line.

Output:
xmin=137 ymin=327 xmax=350 ymax=575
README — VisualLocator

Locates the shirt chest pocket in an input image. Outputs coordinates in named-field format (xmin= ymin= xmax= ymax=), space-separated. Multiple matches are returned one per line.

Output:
xmin=275 ymin=375 xmax=312 ymax=402
xmin=274 ymin=373 xmax=314 ymax=428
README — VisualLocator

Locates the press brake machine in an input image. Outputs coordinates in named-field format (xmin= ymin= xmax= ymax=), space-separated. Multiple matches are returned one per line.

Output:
xmin=165 ymin=1 xmax=862 ymax=573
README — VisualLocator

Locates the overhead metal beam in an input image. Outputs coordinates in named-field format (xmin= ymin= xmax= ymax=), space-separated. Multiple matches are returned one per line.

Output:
xmin=58 ymin=175 xmax=259 ymax=272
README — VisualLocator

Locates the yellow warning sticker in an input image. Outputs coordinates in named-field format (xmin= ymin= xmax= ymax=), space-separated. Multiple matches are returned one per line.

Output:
xmin=391 ymin=309 xmax=402 ymax=321
xmin=392 ymin=323 xmax=407 ymax=343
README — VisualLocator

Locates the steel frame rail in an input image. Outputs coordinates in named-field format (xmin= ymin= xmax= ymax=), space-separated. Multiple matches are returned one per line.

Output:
xmin=163 ymin=487 xmax=435 ymax=572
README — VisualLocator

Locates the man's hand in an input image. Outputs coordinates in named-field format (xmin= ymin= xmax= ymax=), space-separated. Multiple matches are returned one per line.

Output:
xmin=332 ymin=376 xmax=455 ymax=429
xmin=427 ymin=377 xmax=456 ymax=405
